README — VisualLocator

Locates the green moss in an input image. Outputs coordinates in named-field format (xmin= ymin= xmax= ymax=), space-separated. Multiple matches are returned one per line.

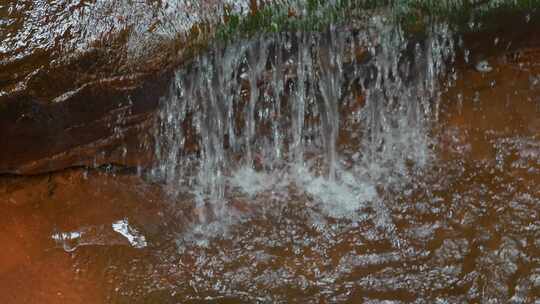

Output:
xmin=216 ymin=0 xmax=356 ymax=42
xmin=214 ymin=0 xmax=540 ymax=43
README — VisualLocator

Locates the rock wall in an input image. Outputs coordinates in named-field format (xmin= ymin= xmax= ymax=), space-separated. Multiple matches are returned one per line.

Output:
xmin=0 ymin=0 xmax=253 ymax=174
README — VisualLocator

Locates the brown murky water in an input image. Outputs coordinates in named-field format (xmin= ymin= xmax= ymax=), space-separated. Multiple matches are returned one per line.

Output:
xmin=1 ymin=43 xmax=540 ymax=304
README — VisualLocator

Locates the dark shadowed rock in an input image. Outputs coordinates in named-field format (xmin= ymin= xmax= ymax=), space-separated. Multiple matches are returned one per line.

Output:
xmin=0 ymin=72 xmax=171 ymax=173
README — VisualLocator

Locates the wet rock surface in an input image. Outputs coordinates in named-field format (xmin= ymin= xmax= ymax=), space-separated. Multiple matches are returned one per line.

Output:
xmin=1 ymin=29 xmax=540 ymax=303
xmin=0 ymin=0 xmax=251 ymax=101
xmin=0 ymin=73 xmax=167 ymax=174
xmin=0 ymin=168 xmax=170 ymax=303
xmin=0 ymin=0 xmax=254 ymax=174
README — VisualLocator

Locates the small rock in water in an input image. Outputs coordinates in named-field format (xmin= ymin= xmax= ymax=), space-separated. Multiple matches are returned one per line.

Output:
xmin=475 ymin=60 xmax=493 ymax=73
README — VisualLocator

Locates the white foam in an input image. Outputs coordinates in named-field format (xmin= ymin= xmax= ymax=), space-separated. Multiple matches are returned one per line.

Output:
xmin=229 ymin=167 xmax=279 ymax=196
xmin=295 ymin=165 xmax=378 ymax=219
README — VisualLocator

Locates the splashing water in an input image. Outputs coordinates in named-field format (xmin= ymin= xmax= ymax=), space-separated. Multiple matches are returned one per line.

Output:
xmin=153 ymin=18 xmax=454 ymax=234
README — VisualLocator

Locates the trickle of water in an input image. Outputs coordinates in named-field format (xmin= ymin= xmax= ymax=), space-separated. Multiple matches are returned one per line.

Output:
xmin=153 ymin=17 xmax=455 ymax=223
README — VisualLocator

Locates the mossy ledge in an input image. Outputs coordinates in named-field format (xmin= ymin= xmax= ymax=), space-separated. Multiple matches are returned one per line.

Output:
xmin=208 ymin=0 xmax=540 ymax=44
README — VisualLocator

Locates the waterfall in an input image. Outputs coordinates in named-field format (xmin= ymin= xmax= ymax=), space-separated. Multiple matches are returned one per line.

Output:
xmin=153 ymin=17 xmax=454 ymax=220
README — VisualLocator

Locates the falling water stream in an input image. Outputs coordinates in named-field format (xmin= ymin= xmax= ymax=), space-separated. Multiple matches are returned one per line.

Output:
xmin=1 ymin=9 xmax=540 ymax=304
xmin=153 ymin=18 xmax=452 ymax=218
